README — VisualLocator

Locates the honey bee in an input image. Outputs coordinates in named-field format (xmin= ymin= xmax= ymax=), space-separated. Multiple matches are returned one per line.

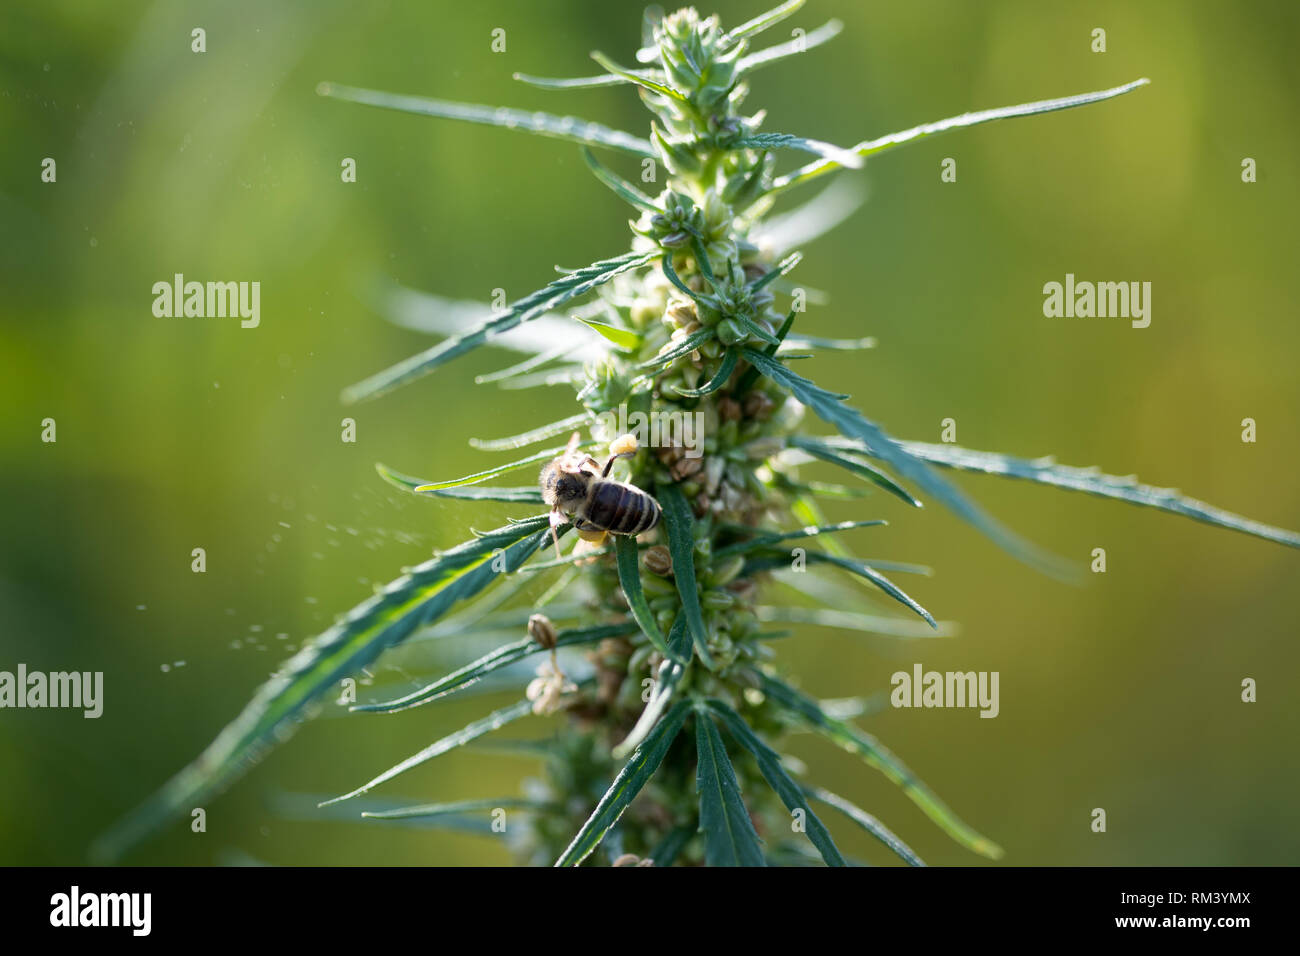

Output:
xmin=540 ymin=433 xmax=662 ymax=557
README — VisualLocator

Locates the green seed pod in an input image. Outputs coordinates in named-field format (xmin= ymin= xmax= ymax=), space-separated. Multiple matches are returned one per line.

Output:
xmin=708 ymin=554 xmax=746 ymax=588
xmin=716 ymin=317 xmax=747 ymax=345
xmin=702 ymin=590 xmax=735 ymax=610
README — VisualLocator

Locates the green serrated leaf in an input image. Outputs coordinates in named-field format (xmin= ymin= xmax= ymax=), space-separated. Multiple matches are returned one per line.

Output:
xmin=591 ymin=51 xmax=688 ymax=101
xmin=577 ymin=316 xmax=643 ymax=350
xmin=732 ymin=133 xmax=862 ymax=170
xmin=733 ymin=307 xmax=795 ymax=393
xmin=612 ymin=616 xmax=693 ymax=759
xmin=672 ymin=348 xmax=738 ymax=397
xmin=412 ymin=443 xmax=591 ymax=492
xmin=649 ymin=823 xmax=695 ymax=867
xmin=321 ymin=698 xmax=536 ymax=806
xmin=344 ymin=250 xmax=658 ymax=404
xmin=469 ymin=413 xmax=591 ymax=451
xmin=362 ymin=796 xmax=555 ymax=821
xmin=806 ymin=786 xmax=925 ymax=866
xmin=376 ymin=462 xmax=545 ymax=503
xmin=317 ymin=82 xmax=654 ymax=156
xmin=636 ymin=326 xmax=714 ymax=372
xmin=581 ymin=146 xmax=660 ymax=212
xmin=754 ymin=671 xmax=1003 ymax=859
xmin=712 ymin=519 xmax=887 ymax=559
xmin=614 ymin=535 xmax=686 ymax=665
xmin=694 ymin=706 xmax=766 ymax=867
xmin=789 ymin=435 xmax=921 ymax=508
xmin=706 ymin=699 xmax=844 ymax=866
xmin=659 ymin=484 xmax=717 ymax=668
xmin=92 ymin=518 xmax=551 ymax=860
xmin=512 ymin=71 xmax=641 ymax=90
xmin=744 ymin=548 xmax=936 ymax=627
xmin=555 ymin=698 xmax=692 ymax=866
xmin=757 ymin=605 xmax=955 ymax=638
xmin=897 ymin=441 xmax=1300 ymax=550
xmin=724 ymin=0 xmax=806 ymax=45
xmin=741 ymin=348 xmax=1071 ymax=576
xmin=738 ymin=19 xmax=843 ymax=73
xmin=772 ymin=78 xmax=1150 ymax=193
xmin=353 ymin=622 xmax=632 ymax=713
xmin=783 ymin=333 xmax=875 ymax=351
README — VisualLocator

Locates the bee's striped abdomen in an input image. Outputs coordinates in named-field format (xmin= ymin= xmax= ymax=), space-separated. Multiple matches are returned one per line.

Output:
xmin=576 ymin=481 xmax=661 ymax=536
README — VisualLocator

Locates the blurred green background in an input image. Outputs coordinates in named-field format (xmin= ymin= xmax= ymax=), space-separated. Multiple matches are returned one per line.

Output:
xmin=2 ymin=0 xmax=1297 ymax=866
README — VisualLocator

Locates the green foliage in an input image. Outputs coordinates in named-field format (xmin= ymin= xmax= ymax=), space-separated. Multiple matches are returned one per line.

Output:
xmin=98 ymin=1 xmax=1296 ymax=868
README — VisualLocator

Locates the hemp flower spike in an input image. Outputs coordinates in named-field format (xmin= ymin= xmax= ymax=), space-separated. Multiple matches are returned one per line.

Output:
xmin=93 ymin=2 xmax=1300 ymax=871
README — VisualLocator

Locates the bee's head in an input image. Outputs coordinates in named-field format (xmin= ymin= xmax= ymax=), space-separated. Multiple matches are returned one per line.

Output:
xmin=540 ymin=461 xmax=589 ymax=507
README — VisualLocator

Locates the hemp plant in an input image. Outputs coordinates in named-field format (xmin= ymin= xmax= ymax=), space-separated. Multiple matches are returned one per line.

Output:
xmin=99 ymin=1 xmax=1299 ymax=866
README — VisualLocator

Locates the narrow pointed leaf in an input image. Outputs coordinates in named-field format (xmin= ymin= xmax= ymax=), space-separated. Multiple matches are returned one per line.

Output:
xmin=580 ymin=146 xmax=660 ymax=211
xmin=469 ymin=413 xmax=591 ymax=452
xmin=474 ymin=345 xmax=582 ymax=385
xmin=317 ymin=82 xmax=654 ymax=156
xmin=659 ymin=484 xmax=717 ymax=668
xmin=577 ymin=316 xmax=642 ymax=350
xmin=649 ymin=823 xmax=695 ymax=867
xmin=772 ymin=78 xmax=1150 ymax=192
xmin=790 ymin=435 xmax=920 ymax=508
xmin=806 ymin=786 xmax=925 ymax=866
xmin=344 ymin=250 xmax=658 ymax=403
xmin=353 ymin=622 xmax=631 ymax=713
xmin=612 ymin=616 xmax=692 ymax=759
xmin=512 ymin=71 xmax=643 ymax=90
xmin=362 ymin=797 xmax=555 ymax=821
xmin=706 ymin=699 xmax=845 ymax=866
xmin=555 ymin=698 xmax=692 ymax=866
xmin=614 ymin=535 xmax=686 ymax=664
xmin=742 ymin=348 xmax=1070 ymax=576
xmin=738 ymin=19 xmax=843 ymax=73
xmin=694 ymin=707 xmax=766 ymax=867
xmin=758 ymin=605 xmax=955 ymax=638
xmin=743 ymin=548 xmax=936 ymax=627
xmin=754 ymin=671 xmax=1003 ymax=859
xmin=93 ymin=518 xmax=551 ymax=860
xmin=637 ymin=326 xmax=714 ymax=371
xmin=591 ymin=51 xmax=688 ymax=101
xmin=321 ymin=698 xmax=535 ymax=806
xmin=732 ymin=133 xmax=862 ymax=169
xmin=733 ymin=307 xmax=795 ymax=393
xmin=671 ymin=348 xmax=738 ymax=397
xmin=724 ymin=0 xmax=806 ymax=44
xmin=376 ymin=463 xmax=544 ymax=503
xmin=783 ymin=333 xmax=876 ymax=351
xmin=712 ymin=519 xmax=887 ymax=559
xmin=413 ymin=443 xmax=591 ymax=492
xmin=898 ymin=441 xmax=1300 ymax=550
xmin=748 ymin=251 xmax=804 ymax=292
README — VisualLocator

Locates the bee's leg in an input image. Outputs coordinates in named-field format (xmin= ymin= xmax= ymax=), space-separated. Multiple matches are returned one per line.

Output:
xmin=548 ymin=508 xmax=566 ymax=560
xmin=601 ymin=434 xmax=641 ymax=477
xmin=600 ymin=450 xmax=636 ymax=478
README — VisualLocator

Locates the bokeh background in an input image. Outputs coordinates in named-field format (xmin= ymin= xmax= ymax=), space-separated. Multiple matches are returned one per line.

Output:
xmin=2 ymin=0 xmax=1297 ymax=866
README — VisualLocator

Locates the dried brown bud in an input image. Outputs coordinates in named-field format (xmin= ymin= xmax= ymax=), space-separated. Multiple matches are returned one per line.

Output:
xmin=717 ymin=396 xmax=742 ymax=422
xmin=642 ymin=544 xmax=673 ymax=576
xmin=527 ymin=613 xmax=557 ymax=650
xmin=612 ymin=854 xmax=654 ymax=867
xmin=742 ymin=390 xmax=775 ymax=420
xmin=666 ymin=301 xmax=698 ymax=329
xmin=670 ymin=455 xmax=703 ymax=480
